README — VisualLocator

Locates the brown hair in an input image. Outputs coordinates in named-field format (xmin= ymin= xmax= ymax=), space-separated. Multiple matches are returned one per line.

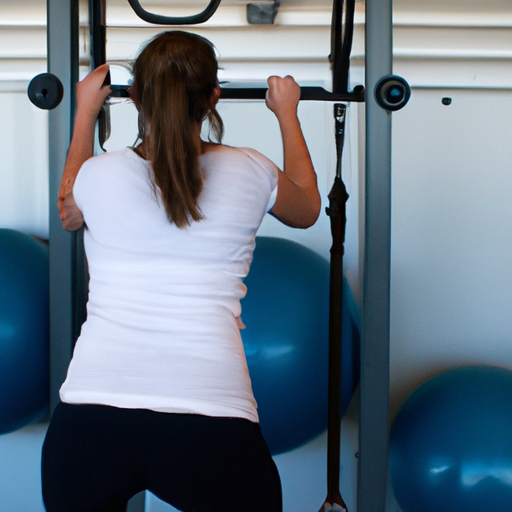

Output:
xmin=132 ymin=31 xmax=224 ymax=228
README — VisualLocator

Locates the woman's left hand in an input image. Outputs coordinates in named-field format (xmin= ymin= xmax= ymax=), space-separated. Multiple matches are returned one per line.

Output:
xmin=58 ymin=64 xmax=112 ymax=231
xmin=75 ymin=64 xmax=112 ymax=120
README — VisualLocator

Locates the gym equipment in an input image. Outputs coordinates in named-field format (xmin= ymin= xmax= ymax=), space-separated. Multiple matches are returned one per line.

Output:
xmin=0 ymin=229 xmax=49 ymax=435
xmin=27 ymin=73 xmax=64 ymax=110
xmin=242 ymin=237 xmax=360 ymax=456
xmin=127 ymin=0 xmax=221 ymax=25
xmin=102 ymin=2 xmax=364 ymax=104
xmin=390 ymin=366 xmax=512 ymax=512
xmin=319 ymin=103 xmax=349 ymax=512
xmin=374 ymin=75 xmax=411 ymax=112
xmin=317 ymin=0 xmax=356 ymax=504
xmin=246 ymin=1 xmax=280 ymax=25
xmin=39 ymin=0 xmax=410 ymax=508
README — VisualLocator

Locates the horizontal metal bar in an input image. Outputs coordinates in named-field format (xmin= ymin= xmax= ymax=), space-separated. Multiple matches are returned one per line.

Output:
xmin=220 ymin=84 xmax=365 ymax=101
xmin=108 ymin=83 xmax=365 ymax=102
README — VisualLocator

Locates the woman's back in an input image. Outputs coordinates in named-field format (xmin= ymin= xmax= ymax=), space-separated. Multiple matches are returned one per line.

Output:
xmin=59 ymin=144 xmax=278 ymax=421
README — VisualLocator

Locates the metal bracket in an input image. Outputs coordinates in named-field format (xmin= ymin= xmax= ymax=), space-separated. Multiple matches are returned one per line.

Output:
xmin=247 ymin=1 xmax=280 ymax=25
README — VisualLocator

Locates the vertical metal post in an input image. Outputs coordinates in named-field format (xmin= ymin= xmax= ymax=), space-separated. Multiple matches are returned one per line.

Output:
xmin=357 ymin=0 xmax=393 ymax=510
xmin=47 ymin=0 xmax=81 ymax=411
xmin=47 ymin=2 xmax=142 ymax=509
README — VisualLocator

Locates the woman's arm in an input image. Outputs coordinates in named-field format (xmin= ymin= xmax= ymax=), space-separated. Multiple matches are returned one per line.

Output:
xmin=58 ymin=64 xmax=111 ymax=231
xmin=265 ymin=76 xmax=321 ymax=229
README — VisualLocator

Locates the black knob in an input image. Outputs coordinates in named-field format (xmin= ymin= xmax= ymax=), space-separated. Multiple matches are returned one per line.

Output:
xmin=374 ymin=75 xmax=411 ymax=112
xmin=27 ymin=73 xmax=64 ymax=110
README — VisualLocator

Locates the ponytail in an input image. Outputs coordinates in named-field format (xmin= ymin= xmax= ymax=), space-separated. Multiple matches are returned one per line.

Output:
xmin=133 ymin=31 xmax=224 ymax=228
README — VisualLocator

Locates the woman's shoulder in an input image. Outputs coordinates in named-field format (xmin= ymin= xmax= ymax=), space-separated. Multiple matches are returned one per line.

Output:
xmin=79 ymin=148 xmax=147 ymax=175
xmin=75 ymin=148 xmax=148 ymax=193
xmin=202 ymin=143 xmax=279 ymax=172
xmin=84 ymin=147 xmax=137 ymax=166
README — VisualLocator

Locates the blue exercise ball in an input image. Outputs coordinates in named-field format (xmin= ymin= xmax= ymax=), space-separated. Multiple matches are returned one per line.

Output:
xmin=242 ymin=237 xmax=359 ymax=455
xmin=390 ymin=365 xmax=512 ymax=512
xmin=0 ymin=229 xmax=49 ymax=434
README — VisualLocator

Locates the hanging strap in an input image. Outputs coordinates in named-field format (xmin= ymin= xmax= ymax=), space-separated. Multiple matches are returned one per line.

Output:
xmin=318 ymin=104 xmax=349 ymax=512
xmin=318 ymin=3 xmax=357 ymax=510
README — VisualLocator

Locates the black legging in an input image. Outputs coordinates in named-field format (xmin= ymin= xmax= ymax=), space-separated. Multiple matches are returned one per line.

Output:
xmin=42 ymin=403 xmax=282 ymax=512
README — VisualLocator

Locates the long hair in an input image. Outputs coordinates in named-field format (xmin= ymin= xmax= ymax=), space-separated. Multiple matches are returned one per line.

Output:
xmin=132 ymin=31 xmax=224 ymax=228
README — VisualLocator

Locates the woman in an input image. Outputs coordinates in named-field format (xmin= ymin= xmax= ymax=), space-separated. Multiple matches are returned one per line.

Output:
xmin=43 ymin=31 xmax=320 ymax=512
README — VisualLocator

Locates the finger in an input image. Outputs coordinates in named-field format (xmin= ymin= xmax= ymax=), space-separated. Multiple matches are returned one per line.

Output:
xmin=82 ymin=64 xmax=111 ymax=92
xmin=94 ymin=63 xmax=110 ymax=79
xmin=96 ymin=66 xmax=112 ymax=93
xmin=267 ymin=75 xmax=281 ymax=88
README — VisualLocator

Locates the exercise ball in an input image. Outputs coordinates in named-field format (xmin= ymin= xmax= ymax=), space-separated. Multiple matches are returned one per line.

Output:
xmin=242 ymin=237 xmax=359 ymax=455
xmin=390 ymin=365 xmax=512 ymax=512
xmin=0 ymin=229 xmax=49 ymax=434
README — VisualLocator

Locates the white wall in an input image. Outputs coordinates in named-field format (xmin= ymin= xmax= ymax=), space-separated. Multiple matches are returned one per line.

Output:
xmin=0 ymin=90 xmax=48 ymax=239
xmin=388 ymin=0 xmax=512 ymax=416
xmin=0 ymin=0 xmax=47 ymax=238
xmin=390 ymin=87 xmax=512 ymax=414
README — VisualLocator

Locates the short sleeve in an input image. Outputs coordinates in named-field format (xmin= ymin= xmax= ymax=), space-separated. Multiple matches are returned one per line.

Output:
xmin=237 ymin=147 xmax=279 ymax=212
xmin=72 ymin=157 xmax=96 ymax=213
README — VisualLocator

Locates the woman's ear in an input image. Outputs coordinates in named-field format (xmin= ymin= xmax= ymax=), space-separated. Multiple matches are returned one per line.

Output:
xmin=210 ymin=85 xmax=221 ymax=107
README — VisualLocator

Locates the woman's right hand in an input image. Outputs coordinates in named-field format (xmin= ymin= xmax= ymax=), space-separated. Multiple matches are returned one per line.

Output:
xmin=265 ymin=75 xmax=301 ymax=119
xmin=264 ymin=75 xmax=321 ymax=229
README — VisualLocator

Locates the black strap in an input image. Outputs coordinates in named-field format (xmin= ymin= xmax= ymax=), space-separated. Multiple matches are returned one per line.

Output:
xmin=318 ymin=103 xmax=350 ymax=512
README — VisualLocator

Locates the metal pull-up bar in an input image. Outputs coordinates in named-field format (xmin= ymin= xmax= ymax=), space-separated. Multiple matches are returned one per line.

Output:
xmin=29 ymin=0 xmax=368 ymax=109
xmin=120 ymin=0 xmax=364 ymax=101
xmin=106 ymin=83 xmax=365 ymax=103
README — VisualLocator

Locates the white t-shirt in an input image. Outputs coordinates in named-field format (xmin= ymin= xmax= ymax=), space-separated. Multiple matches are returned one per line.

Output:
xmin=59 ymin=144 xmax=279 ymax=422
